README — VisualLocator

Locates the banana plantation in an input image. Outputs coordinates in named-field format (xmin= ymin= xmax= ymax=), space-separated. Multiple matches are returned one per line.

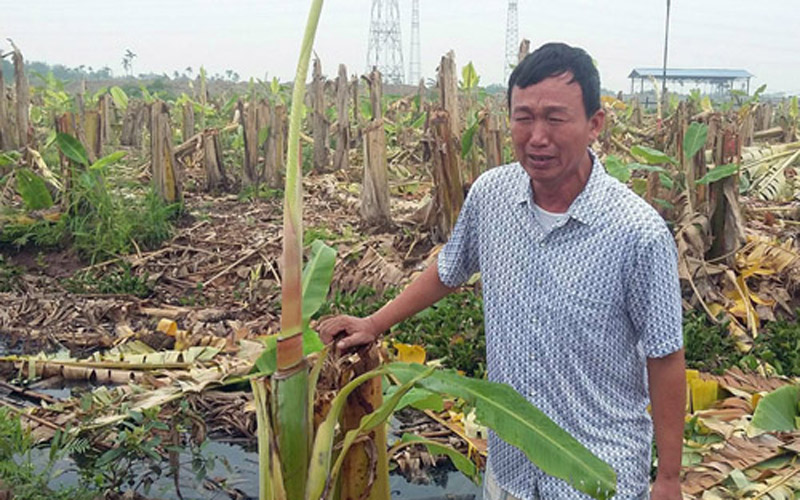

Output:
xmin=2 ymin=5 xmax=800 ymax=500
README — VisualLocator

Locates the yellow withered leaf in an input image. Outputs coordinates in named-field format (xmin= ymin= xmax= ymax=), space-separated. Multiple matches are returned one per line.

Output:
xmin=174 ymin=330 xmax=190 ymax=351
xmin=156 ymin=319 xmax=178 ymax=336
xmin=690 ymin=377 xmax=720 ymax=412
xmin=707 ymin=303 xmax=726 ymax=319
xmin=600 ymin=95 xmax=627 ymax=111
xmin=393 ymin=342 xmax=426 ymax=364
xmin=686 ymin=369 xmax=700 ymax=413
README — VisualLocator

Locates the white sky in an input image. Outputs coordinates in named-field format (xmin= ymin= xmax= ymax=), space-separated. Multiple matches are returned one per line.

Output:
xmin=3 ymin=0 xmax=799 ymax=94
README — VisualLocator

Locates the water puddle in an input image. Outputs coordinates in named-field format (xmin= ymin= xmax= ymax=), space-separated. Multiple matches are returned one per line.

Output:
xmin=8 ymin=377 xmax=482 ymax=498
xmin=30 ymin=435 xmax=481 ymax=499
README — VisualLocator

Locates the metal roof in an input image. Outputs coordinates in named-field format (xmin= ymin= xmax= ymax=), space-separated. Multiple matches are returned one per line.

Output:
xmin=628 ymin=68 xmax=753 ymax=79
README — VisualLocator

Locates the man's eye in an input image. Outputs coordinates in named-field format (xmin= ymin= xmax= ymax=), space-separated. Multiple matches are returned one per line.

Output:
xmin=548 ymin=116 xmax=566 ymax=123
xmin=514 ymin=116 xmax=532 ymax=123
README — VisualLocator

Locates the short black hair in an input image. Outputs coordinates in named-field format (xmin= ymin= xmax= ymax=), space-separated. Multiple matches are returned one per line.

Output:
xmin=507 ymin=42 xmax=600 ymax=118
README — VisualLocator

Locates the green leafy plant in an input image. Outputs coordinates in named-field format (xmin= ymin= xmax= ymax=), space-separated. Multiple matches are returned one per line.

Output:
xmin=63 ymin=263 xmax=152 ymax=298
xmin=0 ymin=408 xmax=96 ymax=500
xmin=745 ymin=315 xmax=800 ymax=376
xmin=80 ymin=407 xmax=170 ymax=495
xmin=15 ymin=168 xmax=55 ymax=210
xmin=0 ymin=255 xmax=23 ymax=292
xmin=53 ymin=133 xmax=180 ymax=262
xmin=750 ymin=384 xmax=800 ymax=432
xmin=683 ymin=312 xmax=742 ymax=374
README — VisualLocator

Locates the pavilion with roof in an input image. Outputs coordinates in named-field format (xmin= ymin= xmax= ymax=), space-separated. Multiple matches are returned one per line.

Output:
xmin=628 ymin=68 xmax=754 ymax=96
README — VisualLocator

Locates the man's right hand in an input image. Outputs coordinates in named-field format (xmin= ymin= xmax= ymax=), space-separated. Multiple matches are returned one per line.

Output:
xmin=318 ymin=315 xmax=382 ymax=352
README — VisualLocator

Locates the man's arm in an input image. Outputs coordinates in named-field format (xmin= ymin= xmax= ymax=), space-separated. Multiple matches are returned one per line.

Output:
xmin=648 ymin=348 xmax=686 ymax=500
xmin=318 ymin=264 xmax=457 ymax=351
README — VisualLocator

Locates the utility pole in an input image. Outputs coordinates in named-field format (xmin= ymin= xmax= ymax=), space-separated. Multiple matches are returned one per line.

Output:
xmin=504 ymin=0 xmax=519 ymax=84
xmin=409 ymin=0 xmax=421 ymax=84
xmin=366 ymin=0 xmax=405 ymax=85
xmin=661 ymin=0 xmax=671 ymax=104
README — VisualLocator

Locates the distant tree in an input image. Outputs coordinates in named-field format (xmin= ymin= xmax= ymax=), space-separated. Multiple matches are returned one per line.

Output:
xmin=122 ymin=49 xmax=137 ymax=77
xmin=185 ymin=66 xmax=193 ymax=77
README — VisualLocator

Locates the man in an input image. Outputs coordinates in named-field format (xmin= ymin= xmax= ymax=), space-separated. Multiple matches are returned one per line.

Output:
xmin=320 ymin=42 xmax=685 ymax=500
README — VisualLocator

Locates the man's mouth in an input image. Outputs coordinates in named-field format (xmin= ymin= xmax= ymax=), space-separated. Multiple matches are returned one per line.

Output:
xmin=528 ymin=154 xmax=556 ymax=165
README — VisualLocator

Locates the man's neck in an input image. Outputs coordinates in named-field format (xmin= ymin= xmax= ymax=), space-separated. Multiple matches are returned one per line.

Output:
xmin=531 ymin=152 xmax=593 ymax=213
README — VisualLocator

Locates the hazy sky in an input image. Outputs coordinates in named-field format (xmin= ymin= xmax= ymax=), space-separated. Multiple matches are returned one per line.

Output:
xmin=4 ymin=0 xmax=799 ymax=94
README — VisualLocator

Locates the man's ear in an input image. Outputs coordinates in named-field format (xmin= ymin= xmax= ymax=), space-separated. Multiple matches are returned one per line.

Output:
xmin=587 ymin=108 xmax=606 ymax=143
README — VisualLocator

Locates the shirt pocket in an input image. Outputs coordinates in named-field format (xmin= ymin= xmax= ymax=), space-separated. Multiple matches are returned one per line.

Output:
xmin=556 ymin=287 xmax=617 ymax=353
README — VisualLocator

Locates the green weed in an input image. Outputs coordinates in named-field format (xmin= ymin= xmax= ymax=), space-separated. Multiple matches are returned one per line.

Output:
xmin=66 ymin=166 xmax=181 ymax=262
xmin=63 ymin=263 xmax=152 ymax=298
xmin=0 ymin=217 xmax=67 ymax=250
xmin=318 ymin=287 xmax=487 ymax=378
xmin=238 ymin=184 xmax=283 ymax=202
xmin=0 ymin=255 xmax=23 ymax=292
xmin=745 ymin=314 xmax=800 ymax=376
xmin=683 ymin=312 xmax=743 ymax=374
xmin=0 ymin=408 xmax=96 ymax=500
xmin=304 ymin=225 xmax=337 ymax=246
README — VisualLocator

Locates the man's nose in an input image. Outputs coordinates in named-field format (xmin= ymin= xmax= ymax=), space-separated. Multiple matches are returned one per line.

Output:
xmin=528 ymin=121 xmax=550 ymax=147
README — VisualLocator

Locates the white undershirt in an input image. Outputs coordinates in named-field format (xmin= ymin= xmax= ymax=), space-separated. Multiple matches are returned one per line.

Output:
xmin=532 ymin=202 xmax=570 ymax=233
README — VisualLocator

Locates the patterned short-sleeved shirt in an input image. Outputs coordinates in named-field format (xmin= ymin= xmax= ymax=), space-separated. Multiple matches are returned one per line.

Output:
xmin=437 ymin=151 xmax=683 ymax=499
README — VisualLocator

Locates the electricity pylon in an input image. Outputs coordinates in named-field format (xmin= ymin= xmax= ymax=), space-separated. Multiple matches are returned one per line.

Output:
xmin=408 ymin=0 xmax=421 ymax=84
xmin=366 ymin=0 xmax=405 ymax=84
xmin=504 ymin=0 xmax=519 ymax=84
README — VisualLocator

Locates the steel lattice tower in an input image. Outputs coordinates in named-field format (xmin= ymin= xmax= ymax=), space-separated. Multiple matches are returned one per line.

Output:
xmin=504 ymin=0 xmax=519 ymax=84
xmin=408 ymin=0 xmax=421 ymax=84
xmin=366 ymin=0 xmax=405 ymax=84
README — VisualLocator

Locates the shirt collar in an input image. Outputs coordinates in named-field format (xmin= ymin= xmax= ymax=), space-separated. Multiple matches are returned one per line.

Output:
xmin=513 ymin=149 xmax=608 ymax=226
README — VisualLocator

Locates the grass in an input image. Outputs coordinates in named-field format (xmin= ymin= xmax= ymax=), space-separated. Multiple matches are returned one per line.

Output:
xmin=0 ymin=408 xmax=96 ymax=500
xmin=1 ymin=181 xmax=181 ymax=264
xmin=237 ymin=184 xmax=283 ymax=202
xmin=62 ymin=263 xmax=152 ymax=298
xmin=0 ymin=255 xmax=23 ymax=292
xmin=304 ymin=225 xmax=338 ymax=247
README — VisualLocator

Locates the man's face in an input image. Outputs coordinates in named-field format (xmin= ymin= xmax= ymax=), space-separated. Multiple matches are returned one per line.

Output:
xmin=509 ymin=72 xmax=605 ymax=186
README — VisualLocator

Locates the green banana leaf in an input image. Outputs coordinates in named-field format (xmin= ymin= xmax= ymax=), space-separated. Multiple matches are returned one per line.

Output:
xmin=110 ymin=86 xmax=129 ymax=112
xmin=631 ymin=145 xmax=676 ymax=166
xmin=55 ymin=132 xmax=89 ymax=167
xmin=751 ymin=385 xmax=800 ymax=432
xmin=302 ymin=240 xmax=336 ymax=322
xmin=89 ymin=151 xmax=127 ymax=172
xmin=16 ymin=169 xmax=54 ymax=210
xmin=683 ymin=122 xmax=708 ymax=160
xmin=695 ymin=163 xmax=739 ymax=185
xmin=388 ymin=363 xmax=616 ymax=500
xmin=604 ymin=155 xmax=630 ymax=183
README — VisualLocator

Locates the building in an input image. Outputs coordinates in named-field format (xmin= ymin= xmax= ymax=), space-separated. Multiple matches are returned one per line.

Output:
xmin=628 ymin=68 xmax=753 ymax=96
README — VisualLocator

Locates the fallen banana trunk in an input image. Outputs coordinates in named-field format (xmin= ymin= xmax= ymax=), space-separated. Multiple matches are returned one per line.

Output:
xmin=753 ymin=126 xmax=786 ymax=140
xmin=4 ymin=358 xmax=187 ymax=383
